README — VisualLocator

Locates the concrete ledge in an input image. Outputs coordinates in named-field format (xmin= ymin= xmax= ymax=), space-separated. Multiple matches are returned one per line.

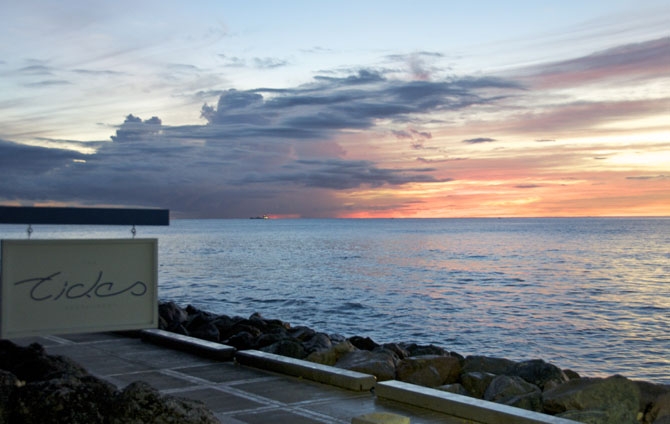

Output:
xmin=376 ymin=380 xmax=580 ymax=424
xmin=140 ymin=329 xmax=235 ymax=361
xmin=235 ymin=350 xmax=376 ymax=392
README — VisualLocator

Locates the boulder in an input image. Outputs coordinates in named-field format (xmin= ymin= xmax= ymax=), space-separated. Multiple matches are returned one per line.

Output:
xmin=0 ymin=370 xmax=20 ymax=424
xmin=396 ymin=355 xmax=461 ymax=387
xmin=260 ymin=340 xmax=307 ymax=359
xmin=187 ymin=321 xmax=220 ymax=342
xmin=437 ymin=383 xmax=470 ymax=396
xmin=13 ymin=375 xmax=116 ymax=424
xmin=508 ymin=359 xmax=568 ymax=390
xmin=401 ymin=343 xmax=451 ymax=357
xmin=335 ymin=349 xmax=397 ymax=381
xmin=158 ymin=301 xmax=188 ymax=329
xmin=108 ymin=381 xmax=218 ymax=424
xmin=303 ymin=332 xmax=333 ymax=354
xmin=460 ymin=371 xmax=496 ymax=399
xmin=289 ymin=326 xmax=317 ymax=341
xmin=484 ymin=375 xmax=542 ymax=412
xmin=349 ymin=336 xmax=379 ymax=351
xmin=461 ymin=355 xmax=516 ymax=375
xmin=542 ymin=375 xmax=640 ymax=424
xmin=0 ymin=341 xmax=88 ymax=382
xmin=636 ymin=380 xmax=670 ymax=421
xmin=307 ymin=340 xmax=357 ymax=366
xmin=648 ymin=392 xmax=670 ymax=424
xmin=381 ymin=343 xmax=410 ymax=360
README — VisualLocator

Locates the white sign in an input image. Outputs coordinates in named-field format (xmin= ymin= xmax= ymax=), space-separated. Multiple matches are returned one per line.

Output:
xmin=0 ymin=239 xmax=158 ymax=338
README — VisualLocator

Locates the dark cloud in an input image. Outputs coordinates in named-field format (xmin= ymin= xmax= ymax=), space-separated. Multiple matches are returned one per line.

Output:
xmin=1 ymin=68 xmax=517 ymax=217
xmin=515 ymin=184 xmax=541 ymax=189
xmin=463 ymin=137 xmax=496 ymax=144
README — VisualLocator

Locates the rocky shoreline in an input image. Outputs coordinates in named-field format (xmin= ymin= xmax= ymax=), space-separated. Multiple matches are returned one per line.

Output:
xmin=160 ymin=301 xmax=670 ymax=424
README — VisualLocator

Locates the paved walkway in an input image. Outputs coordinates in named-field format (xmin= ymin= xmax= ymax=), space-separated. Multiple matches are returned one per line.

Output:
xmin=12 ymin=332 xmax=470 ymax=424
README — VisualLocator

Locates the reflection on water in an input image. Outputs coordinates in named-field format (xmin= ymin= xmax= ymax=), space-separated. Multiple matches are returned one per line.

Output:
xmin=1 ymin=218 xmax=668 ymax=383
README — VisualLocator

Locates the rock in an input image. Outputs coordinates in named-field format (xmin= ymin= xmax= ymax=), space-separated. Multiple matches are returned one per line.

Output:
xmin=564 ymin=369 xmax=581 ymax=380
xmin=307 ymin=340 xmax=357 ymax=366
xmin=508 ymin=359 xmax=568 ymax=390
xmin=401 ymin=343 xmax=450 ymax=357
xmin=158 ymin=301 xmax=188 ymax=330
xmin=382 ymin=343 xmax=410 ymax=360
xmin=289 ymin=325 xmax=317 ymax=341
xmin=649 ymin=392 xmax=670 ymax=424
xmin=13 ymin=375 xmax=116 ymax=424
xmin=108 ymin=381 xmax=218 ymax=424
xmin=335 ymin=349 xmax=397 ymax=381
xmin=187 ymin=321 xmax=220 ymax=342
xmin=260 ymin=340 xmax=307 ymax=359
xmin=542 ymin=375 xmax=640 ymax=424
xmin=349 ymin=336 xmax=379 ymax=351
xmin=0 ymin=370 xmax=20 ymax=424
xmin=461 ymin=355 xmax=516 ymax=375
xmin=636 ymin=380 xmax=670 ymax=422
xmin=0 ymin=341 xmax=88 ymax=382
xmin=303 ymin=332 xmax=333 ymax=354
xmin=225 ymin=331 xmax=257 ymax=350
xmin=437 ymin=383 xmax=470 ymax=396
xmin=460 ymin=371 xmax=496 ymax=399
xmin=484 ymin=375 xmax=542 ymax=412
xmin=396 ymin=355 xmax=461 ymax=387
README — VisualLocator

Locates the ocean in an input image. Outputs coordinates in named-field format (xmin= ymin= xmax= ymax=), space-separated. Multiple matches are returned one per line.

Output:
xmin=1 ymin=217 xmax=668 ymax=384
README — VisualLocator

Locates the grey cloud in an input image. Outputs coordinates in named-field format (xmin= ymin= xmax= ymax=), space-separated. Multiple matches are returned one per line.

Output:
xmin=253 ymin=57 xmax=289 ymax=69
xmin=244 ymin=159 xmax=450 ymax=190
xmin=626 ymin=175 xmax=669 ymax=180
xmin=463 ymin=137 xmax=496 ymax=144
xmin=24 ymin=79 xmax=71 ymax=87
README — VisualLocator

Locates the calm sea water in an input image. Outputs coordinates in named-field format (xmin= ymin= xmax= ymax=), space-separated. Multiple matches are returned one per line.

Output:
xmin=1 ymin=218 xmax=669 ymax=384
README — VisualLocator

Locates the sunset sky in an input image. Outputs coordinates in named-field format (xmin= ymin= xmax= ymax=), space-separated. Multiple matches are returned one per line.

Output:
xmin=1 ymin=1 xmax=669 ymax=218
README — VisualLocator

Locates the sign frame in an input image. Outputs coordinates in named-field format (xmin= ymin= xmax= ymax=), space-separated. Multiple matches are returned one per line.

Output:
xmin=0 ymin=238 xmax=158 ymax=338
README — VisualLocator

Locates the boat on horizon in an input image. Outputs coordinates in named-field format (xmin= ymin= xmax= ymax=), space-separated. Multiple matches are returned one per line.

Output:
xmin=249 ymin=214 xmax=269 ymax=220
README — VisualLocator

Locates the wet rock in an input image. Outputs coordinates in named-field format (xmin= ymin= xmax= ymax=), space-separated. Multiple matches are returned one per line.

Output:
xmin=484 ymin=375 xmax=542 ymax=412
xmin=108 ymin=381 xmax=218 ymax=424
xmin=306 ymin=340 xmax=357 ymax=366
xmin=335 ymin=349 xmax=397 ymax=381
xmin=461 ymin=355 xmax=516 ymax=375
xmin=542 ymin=375 xmax=640 ymax=424
xmin=396 ymin=355 xmax=461 ymax=387
xmin=13 ymin=375 xmax=116 ymax=424
xmin=460 ymin=371 xmax=496 ymax=399
xmin=508 ymin=359 xmax=568 ymax=390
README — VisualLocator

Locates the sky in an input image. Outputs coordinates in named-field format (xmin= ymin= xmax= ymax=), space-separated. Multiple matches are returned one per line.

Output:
xmin=1 ymin=1 xmax=669 ymax=218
